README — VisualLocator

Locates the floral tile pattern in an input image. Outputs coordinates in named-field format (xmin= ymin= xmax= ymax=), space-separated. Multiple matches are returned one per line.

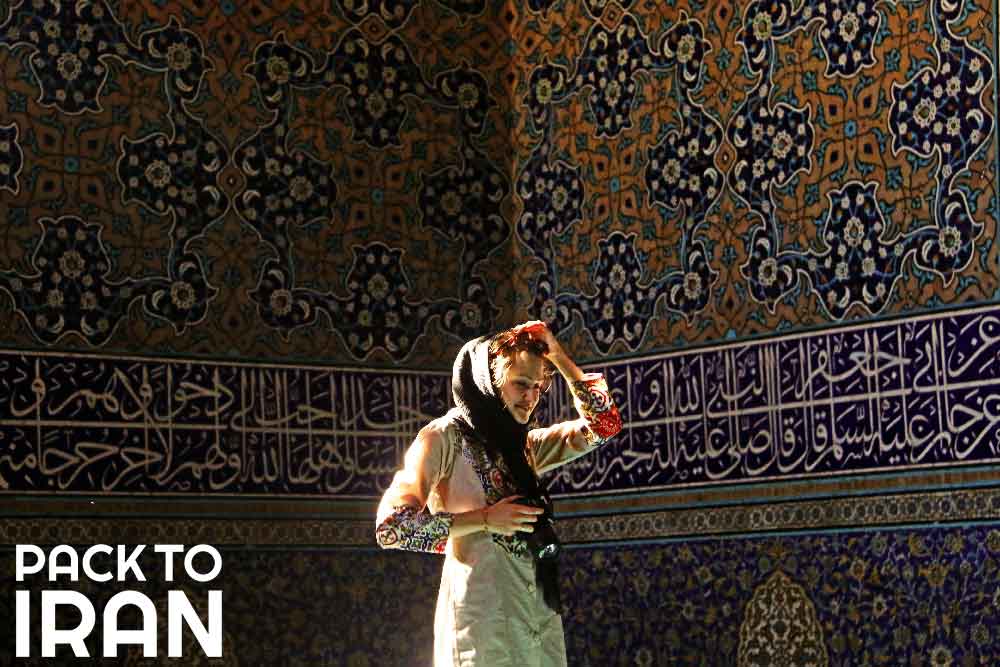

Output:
xmin=0 ymin=0 xmax=514 ymax=366
xmin=510 ymin=0 xmax=997 ymax=357
xmin=0 ymin=0 xmax=991 ymax=364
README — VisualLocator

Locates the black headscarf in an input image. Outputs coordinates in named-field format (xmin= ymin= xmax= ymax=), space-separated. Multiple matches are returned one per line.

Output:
xmin=451 ymin=334 xmax=561 ymax=613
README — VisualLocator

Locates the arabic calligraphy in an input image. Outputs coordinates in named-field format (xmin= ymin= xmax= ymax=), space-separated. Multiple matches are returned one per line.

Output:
xmin=545 ymin=308 xmax=1000 ymax=493
xmin=0 ymin=357 xmax=449 ymax=495
xmin=5 ymin=307 xmax=1000 ymax=497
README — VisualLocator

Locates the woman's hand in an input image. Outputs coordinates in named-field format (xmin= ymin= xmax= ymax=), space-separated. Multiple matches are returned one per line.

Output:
xmin=514 ymin=320 xmax=585 ymax=383
xmin=514 ymin=320 xmax=564 ymax=360
xmin=485 ymin=495 xmax=544 ymax=536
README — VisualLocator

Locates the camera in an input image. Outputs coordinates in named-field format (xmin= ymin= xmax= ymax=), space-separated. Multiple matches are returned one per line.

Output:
xmin=520 ymin=495 xmax=561 ymax=560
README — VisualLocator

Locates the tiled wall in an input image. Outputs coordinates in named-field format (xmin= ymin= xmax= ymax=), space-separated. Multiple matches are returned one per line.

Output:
xmin=2 ymin=0 xmax=999 ymax=663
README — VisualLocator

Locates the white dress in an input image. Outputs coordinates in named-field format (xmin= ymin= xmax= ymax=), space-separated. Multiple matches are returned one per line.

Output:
xmin=376 ymin=373 xmax=621 ymax=667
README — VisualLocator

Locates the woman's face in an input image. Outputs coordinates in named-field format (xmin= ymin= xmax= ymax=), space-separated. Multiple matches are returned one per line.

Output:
xmin=498 ymin=350 xmax=549 ymax=424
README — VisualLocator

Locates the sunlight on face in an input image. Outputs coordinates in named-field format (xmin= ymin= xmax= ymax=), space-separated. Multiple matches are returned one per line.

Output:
xmin=498 ymin=350 xmax=549 ymax=424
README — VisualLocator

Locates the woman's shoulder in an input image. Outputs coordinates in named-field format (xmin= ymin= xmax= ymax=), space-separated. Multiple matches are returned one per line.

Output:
xmin=415 ymin=408 xmax=464 ymax=445
xmin=411 ymin=409 xmax=465 ymax=479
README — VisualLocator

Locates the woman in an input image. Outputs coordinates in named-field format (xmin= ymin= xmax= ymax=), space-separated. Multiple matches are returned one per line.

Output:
xmin=375 ymin=321 xmax=622 ymax=666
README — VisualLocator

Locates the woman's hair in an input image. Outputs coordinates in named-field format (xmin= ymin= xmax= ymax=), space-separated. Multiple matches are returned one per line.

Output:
xmin=488 ymin=327 xmax=556 ymax=389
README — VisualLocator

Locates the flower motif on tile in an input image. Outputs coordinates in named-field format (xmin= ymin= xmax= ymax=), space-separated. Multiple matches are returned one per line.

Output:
xmin=136 ymin=17 xmax=212 ymax=101
xmin=438 ymin=278 xmax=501 ymax=341
xmin=0 ymin=7 xmax=227 ymax=344
xmin=743 ymin=173 xmax=983 ymax=318
xmin=725 ymin=0 xmax=990 ymax=324
xmin=527 ymin=274 xmax=577 ymax=335
xmin=889 ymin=15 xmax=993 ymax=187
xmin=740 ymin=226 xmax=802 ymax=312
xmin=0 ymin=217 xmax=122 ymax=344
xmin=646 ymin=18 xmax=721 ymax=218
xmin=909 ymin=189 xmax=982 ymax=283
xmin=93 ymin=12 xmax=229 ymax=340
xmin=581 ymin=232 xmax=667 ymax=353
xmin=644 ymin=17 xmax=724 ymax=321
xmin=0 ymin=123 xmax=23 ymax=193
xmin=657 ymin=14 xmax=711 ymax=87
xmin=727 ymin=83 xmax=815 ymax=221
xmin=806 ymin=0 xmax=882 ymax=78
xmin=432 ymin=66 xmax=494 ymax=136
xmin=0 ymin=0 xmax=143 ymax=113
xmin=887 ymin=0 xmax=992 ymax=284
xmin=662 ymin=240 xmax=717 ymax=319
xmin=643 ymin=18 xmax=721 ymax=320
xmin=736 ymin=0 xmax=797 ymax=73
xmin=751 ymin=182 xmax=906 ymax=317
xmin=412 ymin=68 xmax=505 ymax=328
xmin=237 ymin=35 xmax=338 ymax=291
xmin=518 ymin=59 xmax=587 ymax=335
xmin=730 ymin=0 xmax=817 ymax=313
xmin=526 ymin=230 xmax=664 ymax=351
xmin=118 ymin=109 xmax=231 ymax=242
xmin=251 ymin=242 xmax=464 ymax=359
xmin=732 ymin=0 xmax=818 ymax=217
xmin=521 ymin=16 xmax=716 ymax=336
xmin=233 ymin=120 xmax=337 ymax=250
xmin=738 ymin=571 xmax=828 ymax=667
xmin=246 ymin=260 xmax=319 ymax=333
xmin=524 ymin=62 xmax=572 ymax=132
xmin=419 ymin=139 xmax=509 ymax=270
xmin=646 ymin=102 xmax=723 ymax=220
xmin=244 ymin=33 xmax=318 ymax=107
xmin=0 ymin=216 xmax=214 ymax=344
xmin=573 ymin=15 xmax=669 ymax=137
xmin=142 ymin=252 xmax=218 ymax=333
xmin=516 ymin=141 xmax=584 ymax=261
xmin=324 ymin=31 xmax=428 ymax=148
xmin=336 ymin=244 xmax=424 ymax=358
